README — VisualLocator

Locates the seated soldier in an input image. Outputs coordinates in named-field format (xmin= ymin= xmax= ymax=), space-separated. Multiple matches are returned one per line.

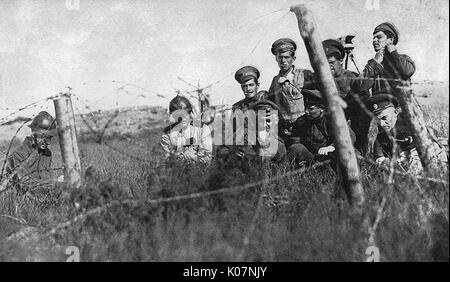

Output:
xmin=232 ymin=66 xmax=267 ymax=111
xmin=160 ymin=95 xmax=212 ymax=164
xmin=5 ymin=111 xmax=57 ymax=194
xmin=287 ymin=90 xmax=356 ymax=165
xmin=216 ymin=65 xmax=285 ymax=165
xmin=216 ymin=99 xmax=285 ymax=166
xmin=366 ymin=94 xmax=447 ymax=174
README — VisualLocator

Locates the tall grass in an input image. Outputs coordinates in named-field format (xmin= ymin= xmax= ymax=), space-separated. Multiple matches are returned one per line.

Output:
xmin=0 ymin=90 xmax=448 ymax=262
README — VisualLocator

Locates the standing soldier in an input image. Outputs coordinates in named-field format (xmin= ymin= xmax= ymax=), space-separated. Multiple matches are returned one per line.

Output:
xmin=352 ymin=22 xmax=416 ymax=96
xmin=322 ymin=38 xmax=371 ymax=153
xmin=267 ymin=38 xmax=316 ymax=149
xmin=288 ymin=90 xmax=356 ymax=166
xmin=160 ymin=96 xmax=213 ymax=164
xmin=5 ymin=111 xmax=57 ymax=203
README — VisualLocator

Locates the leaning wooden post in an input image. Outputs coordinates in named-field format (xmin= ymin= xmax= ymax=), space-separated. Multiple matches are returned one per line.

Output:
xmin=395 ymin=83 xmax=442 ymax=174
xmin=54 ymin=92 xmax=82 ymax=188
xmin=290 ymin=4 xmax=365 ymax=209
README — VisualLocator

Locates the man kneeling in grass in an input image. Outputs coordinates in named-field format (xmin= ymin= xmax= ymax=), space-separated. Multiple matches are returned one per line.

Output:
xmin=365 ymin=94 xmax=447 ymax=174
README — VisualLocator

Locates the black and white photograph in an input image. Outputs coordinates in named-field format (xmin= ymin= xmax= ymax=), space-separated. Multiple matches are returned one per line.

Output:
xmin=0 ymin=0 xmax=448 ymax=266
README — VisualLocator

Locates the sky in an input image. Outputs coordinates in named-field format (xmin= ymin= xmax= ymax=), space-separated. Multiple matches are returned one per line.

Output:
xmin=0 ymin=0 xmax=448 ymax=116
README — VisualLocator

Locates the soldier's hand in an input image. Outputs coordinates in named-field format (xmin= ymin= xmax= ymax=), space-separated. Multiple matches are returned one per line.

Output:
xmin=376 ymin=156 xmax=390 ymax=166
xmin=318 ymin=145 xmax=335 ymax=155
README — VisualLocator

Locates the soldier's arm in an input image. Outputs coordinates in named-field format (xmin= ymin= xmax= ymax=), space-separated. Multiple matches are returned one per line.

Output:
xmin=160 ymin=133 xmax=172 ymax=159
xmin=351 ymin=59 xmax=383 ymax=92
xmin=302 ymin=69 xmax=318 ymax=90
xmin=267 ymin=77 xmax=277 ymax=103
xmin=386 ymin=51 xmax=416 ymax=80
xmin=373 ymin=139 xmax=384 ymax=159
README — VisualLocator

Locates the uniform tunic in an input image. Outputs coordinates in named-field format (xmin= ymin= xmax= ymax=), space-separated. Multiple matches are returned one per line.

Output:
xmin=6 ymin=136 xmax=53 ymax=191
xmin=160 ymin=124 xmax=213 ymax=164
xmin=291 ymin=114 xmax=356 ymax=154
xmin=352 ymin=50 xmax=415 ymax=96
xmin=267 ymin=66 xmax=316 ymax=123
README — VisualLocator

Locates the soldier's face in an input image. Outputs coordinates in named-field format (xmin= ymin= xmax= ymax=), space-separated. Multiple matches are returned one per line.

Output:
xmin=373 ymin=31 xmax=393 ymax=51
xmin=376 ymin=107 xmax=398 ymax=132
xmin=275 ymin=51 xmax=295 ymax=72
xmin=240 ymin=79 xmax=258 ymax=98
xmin=304 ymin=104 xmax=323 ymax=119
xmin=327 ymin=56 xmax=343 ymax=77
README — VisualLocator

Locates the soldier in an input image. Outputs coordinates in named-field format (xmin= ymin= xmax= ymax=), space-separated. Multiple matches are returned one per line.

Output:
xmin=232 ymin=66 xmax=267 ymax=111
xmin=160 ymin=96 xmax=213 ymax=164
xmin=287 ymin=90 xmax=356 ymax=165
xmin=217 ymin=100 xmax=285 ymax=167
xmin=352 ymin=22 xmax=416 ymax=96
xmin=267 ymin=38 xmax=316 ymax=149
xmin=322 ymin=38 xmax=371 ymax=153
xmin=5 ymin=111 xmax=57 ymax=194
xmin=366 ymin=94 xmax=446 ymax=174
xmin=216 ymin=66 xmax=285 ymax=165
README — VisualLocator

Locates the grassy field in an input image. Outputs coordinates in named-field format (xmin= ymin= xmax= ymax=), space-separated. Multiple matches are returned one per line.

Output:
xmin=0 ymin=84 xmax=448 ymax=262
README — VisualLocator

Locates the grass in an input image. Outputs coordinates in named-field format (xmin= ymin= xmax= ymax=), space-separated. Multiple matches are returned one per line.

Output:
xmin=0 ymin=89 xmax=448 ymax=262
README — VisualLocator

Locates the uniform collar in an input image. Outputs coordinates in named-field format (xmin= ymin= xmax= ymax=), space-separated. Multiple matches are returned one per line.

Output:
xmin=278 ymin=65 xmax=296 ymax=84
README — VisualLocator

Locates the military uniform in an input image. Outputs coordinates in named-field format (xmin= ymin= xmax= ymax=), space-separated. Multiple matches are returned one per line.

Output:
xmin=267 ymin=38 xmax=316 ymax=148
xmin=351 ymin=22 xmax=416 ymax=96
xmin=367 ymin=94 xmax=447 ymax=174
xmin=217 ymin=100 xmax=286 ymax=165
xmin=322 ymin=39 xmax=371 ymax=153
xmin=288 ymin=90 xmax=356 ymax=164
xmin=5 ymin=111 xmax=56 ymax=193
xmin=160 ymin=123 xmax=213 ymax=164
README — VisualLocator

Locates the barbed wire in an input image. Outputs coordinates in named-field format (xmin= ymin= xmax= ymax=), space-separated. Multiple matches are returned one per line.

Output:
xmin=44 ymin=159 xmax=332 ymax=237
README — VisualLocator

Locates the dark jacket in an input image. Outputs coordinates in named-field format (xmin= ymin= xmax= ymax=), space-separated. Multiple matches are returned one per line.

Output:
xmin=6 ymin=136 xmax=52 ymax=190
xmin=352 ymin=50 xmax=415 ymax=96
xmin=373 ymin=117 xmax=416 ymax=159
xmin=291 ymin=113 xmax=356 ymax=154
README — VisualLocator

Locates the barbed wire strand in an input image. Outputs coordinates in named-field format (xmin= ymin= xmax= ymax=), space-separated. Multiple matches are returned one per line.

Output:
xmin=44 ymin=160 xmax=333 ymax=237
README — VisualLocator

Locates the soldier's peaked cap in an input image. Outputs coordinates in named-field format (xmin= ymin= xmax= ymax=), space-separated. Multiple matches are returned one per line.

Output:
xmin=302 ymin=89 xmax=324 ymax=106
xmin=322 ymin=39 xmax=345 ymax=59
xmin=373 ymin=22 xmax=399 ymax=45
xmin=271 ymin=38 xmax=297 ymax=55
xmin=366 ymin=94 xmax=399 ymax=114
xmin=235 ymin=66 xmax=260 ymax=84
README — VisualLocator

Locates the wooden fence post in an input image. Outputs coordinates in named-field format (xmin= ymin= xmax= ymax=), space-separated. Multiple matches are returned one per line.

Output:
xmin=290 ymin=4 xmax=365 ymax=209
xmin=54 ymin=92 xmax=82 ymax=188
xmin=395 ymin=83 xmax=443 ymax=174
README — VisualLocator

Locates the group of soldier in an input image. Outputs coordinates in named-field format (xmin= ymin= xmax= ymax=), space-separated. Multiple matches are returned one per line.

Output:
xmin=3 ymin=22 xmax=446 ymax=196
xmin=160 ymin=21 xmax=447 ymax=172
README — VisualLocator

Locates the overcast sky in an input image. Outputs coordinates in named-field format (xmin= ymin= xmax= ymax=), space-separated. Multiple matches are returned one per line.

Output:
xmin=0 ymin=0 xmax=448 ymax=114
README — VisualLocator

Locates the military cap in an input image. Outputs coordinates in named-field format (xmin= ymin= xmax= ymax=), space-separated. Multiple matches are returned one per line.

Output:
xmin=235 ymin=66 xmax=260 ymax=84
xmin=271 ymin=38 xmax=297 ymax=55
xmin=302 ymin=89 xmax=325 ymax=107
xmin=373 ymin=22 xmax=399 ymax=45
xmin=28 ymin=111 xmax=56 ymax=136
xmin=322 ymin=39 xmax=345 ymax=59
xmin=366 ymin=94 xmax=399 ymax=114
